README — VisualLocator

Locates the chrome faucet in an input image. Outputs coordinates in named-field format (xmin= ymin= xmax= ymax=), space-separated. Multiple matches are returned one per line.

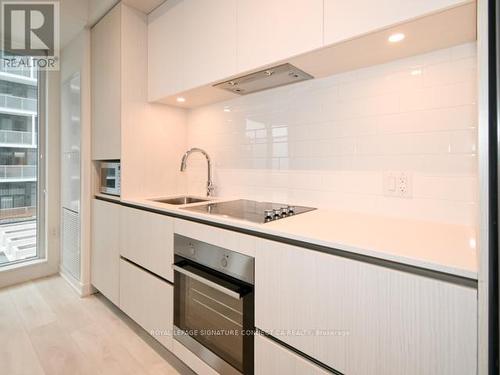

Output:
xmin=180 ymin=148 xmax=214 ymax=197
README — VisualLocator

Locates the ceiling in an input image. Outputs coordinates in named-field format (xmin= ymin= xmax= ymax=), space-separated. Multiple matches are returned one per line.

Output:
xmin=60 ymin=0 xmax=166 ymax=49
xmin=122 ymin=0 xmax=166 ymax=14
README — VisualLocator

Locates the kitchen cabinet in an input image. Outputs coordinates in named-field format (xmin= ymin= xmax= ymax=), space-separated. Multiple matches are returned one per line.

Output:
xmin=91 ymin=4 xmax=121 ymax=160
xmin=255 ymin=334 xmax=330 ymax=375
xmin=255 ymin=239 xmax=477 ymax=375
xmin=236 ymin=0 xmax=323 ymax=73
xmin=148 ymin=0 xmax=237 ymax=102
xmin=323 ymin=0 xmax=469 ymax=45
xmin=120 ymin=206 xmax=174 ymax=282
xmin=119 ymin=258 xmax=173 ymax=350
xmin=91 ymin=199 xmax=120 ymax=305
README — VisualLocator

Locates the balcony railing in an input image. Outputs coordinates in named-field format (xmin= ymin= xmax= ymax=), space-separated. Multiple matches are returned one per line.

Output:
xmin=0 ymin=165 xmax=36 ymax=180
xmin=0 ymin=61 xmax=37 ymax=80
xmin=0 ymin=206 xmax=36 ymax=223
xmin=0 ymin=94 xmax=37 ymax=113
xmin=0 ymin=130 xmax=34 ymax=145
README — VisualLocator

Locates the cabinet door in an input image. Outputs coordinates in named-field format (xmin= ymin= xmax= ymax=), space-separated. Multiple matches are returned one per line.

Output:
xmin=324 ymin=0 xmax=467 ymax=45
xmin=148 ymin=1 xmax=185 ymax=101
xmin=91 ymin=4 xmax=121 ymax=160
xmin=148 ymin=0 xmax=237 ymax=101
xmin=91 ymin=199 xmax=120 ymax=305
xmin=182 ymin=0 xmax=237 ymax=90
xmin=237 ymin=0 xmax=323 ymax=73
xmin=255 ymin=335 xmax=330 ymax=375
xmin=255 ymin=239 xmax=477 ymax=375
xmin=119 ymin=259 xmax=173 ymax=350
xmin=120 ymin=206 xmax=174 ymax=282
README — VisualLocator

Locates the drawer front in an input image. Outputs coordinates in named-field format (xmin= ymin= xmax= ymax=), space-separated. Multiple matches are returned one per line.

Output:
xmin=255 ymin=335 xmax=330 ymax=375
xmin=256 ymin=239 xmax=477 ymax=375
xmin=119 ymin=258 xmax=173 ymax=350
xmin=120 ymin=206 xmax=174 ymax=281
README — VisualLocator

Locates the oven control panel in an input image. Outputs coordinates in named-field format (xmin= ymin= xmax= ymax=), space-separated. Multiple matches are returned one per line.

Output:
xmin=174 ymin=234 xmax=254 ymax=285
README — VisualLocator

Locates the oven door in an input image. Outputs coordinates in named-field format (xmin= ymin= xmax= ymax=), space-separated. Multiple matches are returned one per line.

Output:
xmin=173 ymin=258 xmax=254 ymax=375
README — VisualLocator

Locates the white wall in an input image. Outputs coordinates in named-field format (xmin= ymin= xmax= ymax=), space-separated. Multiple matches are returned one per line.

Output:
xmin=120 ymin=4 xmax=187 ymax=200
xmin=185 ymin=42 xmax=477 ymax=226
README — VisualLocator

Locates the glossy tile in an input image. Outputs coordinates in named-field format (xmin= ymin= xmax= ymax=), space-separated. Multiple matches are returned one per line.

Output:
xmin=185 ymin=42 xmax=478 ymax=226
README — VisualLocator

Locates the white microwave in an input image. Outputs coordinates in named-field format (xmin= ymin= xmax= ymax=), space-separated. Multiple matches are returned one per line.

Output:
xmin=99 ymin=161 xmax=121 ymax=196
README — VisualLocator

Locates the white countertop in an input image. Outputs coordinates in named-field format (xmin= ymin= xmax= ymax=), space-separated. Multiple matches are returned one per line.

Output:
xmin=98 ymin=194 xmax=478 ymax=280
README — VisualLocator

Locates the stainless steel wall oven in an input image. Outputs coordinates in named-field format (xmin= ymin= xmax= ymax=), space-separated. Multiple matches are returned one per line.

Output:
xmin=173 ymin=234 xmax=255 ymax=375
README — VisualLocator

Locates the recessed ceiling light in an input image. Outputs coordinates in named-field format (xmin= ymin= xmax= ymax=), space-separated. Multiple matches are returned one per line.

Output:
xmin=388 ymin=33 xmax=405 ymax=43
xmin=469 ymin=238 xmax=476 ymax=249
xmin=223 ymin=107 xmax=231 ymax=112
xmin=410 ymin=69 xmax=422 ymax=76
xmin=176 ymin=97 xmax=186 ymax=103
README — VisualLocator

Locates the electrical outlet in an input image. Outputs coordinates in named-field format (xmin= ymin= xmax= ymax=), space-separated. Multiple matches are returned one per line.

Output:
xmin=383 ymin=172 xmax=413 ymax=199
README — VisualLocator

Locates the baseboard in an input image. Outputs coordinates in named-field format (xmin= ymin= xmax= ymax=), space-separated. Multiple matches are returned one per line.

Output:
xmin=59 ymin=268 xmax=95 ymax=297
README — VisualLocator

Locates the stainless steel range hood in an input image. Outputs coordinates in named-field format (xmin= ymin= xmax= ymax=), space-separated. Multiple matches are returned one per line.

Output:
xmin=213 ymin=63 xmax=313 ymax=95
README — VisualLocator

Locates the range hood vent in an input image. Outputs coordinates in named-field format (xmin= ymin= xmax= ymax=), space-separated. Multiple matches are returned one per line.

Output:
xmin=213 ymin=63 xmax=313 ymax=95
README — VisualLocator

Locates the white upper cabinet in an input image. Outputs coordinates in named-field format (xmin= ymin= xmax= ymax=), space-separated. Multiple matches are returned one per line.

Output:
xmin=182 ymin=0 xmax=237 ymax=91
xmin=236 ymin=0 xmax=323 ymax=72
xmin=324 ymin=0 xmax=470 ymax=45
xmin=147 ymin=0 xmax=474 ymax=106
xmin=148 ymin=1 xmax=186 ymax=101
xmin=148 ymin=0 xmax=237 ymax=102
xmin=91 ymin=4 xmax=121 ymax=160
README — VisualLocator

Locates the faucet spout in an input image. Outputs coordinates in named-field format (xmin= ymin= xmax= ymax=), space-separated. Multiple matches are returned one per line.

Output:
xmin=179 ymin=148 xmax=214 ymax=197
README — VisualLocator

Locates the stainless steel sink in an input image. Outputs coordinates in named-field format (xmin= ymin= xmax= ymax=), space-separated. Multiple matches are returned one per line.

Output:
xmin=150 ymin=196 xmax=210 ymax=205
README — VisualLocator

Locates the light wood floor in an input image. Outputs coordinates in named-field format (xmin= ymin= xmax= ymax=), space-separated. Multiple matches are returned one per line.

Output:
xmin=0 ymin=275 xmax=194 ymax=375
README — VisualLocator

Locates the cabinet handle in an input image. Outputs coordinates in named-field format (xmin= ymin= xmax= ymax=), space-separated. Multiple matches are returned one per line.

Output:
xmin=172 ymin=264 xmax=242 ymax=300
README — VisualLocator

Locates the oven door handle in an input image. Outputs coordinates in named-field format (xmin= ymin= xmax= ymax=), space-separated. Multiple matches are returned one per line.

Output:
xmin=172 ymin=264 xmax=243 ymax=300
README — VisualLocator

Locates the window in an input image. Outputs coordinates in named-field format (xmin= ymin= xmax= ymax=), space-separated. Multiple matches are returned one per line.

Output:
xmin=0 ymin=62 xmax=44 ymax=266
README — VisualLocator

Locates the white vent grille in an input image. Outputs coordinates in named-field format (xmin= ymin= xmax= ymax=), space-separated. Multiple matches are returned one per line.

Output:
xmin=62 ymin=208 xmax=80 ymax=280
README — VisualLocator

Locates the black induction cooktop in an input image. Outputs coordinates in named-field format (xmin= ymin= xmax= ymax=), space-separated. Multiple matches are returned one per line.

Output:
xmin=181 ymin=199 xmax=316 ymax=224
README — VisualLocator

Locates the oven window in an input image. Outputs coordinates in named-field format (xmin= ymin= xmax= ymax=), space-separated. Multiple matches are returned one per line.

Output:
xmin=176 ymin=266 xmax=245 ymax=372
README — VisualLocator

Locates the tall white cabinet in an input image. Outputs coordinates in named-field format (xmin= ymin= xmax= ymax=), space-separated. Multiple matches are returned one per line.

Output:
xmin=91 ymin=4 xmax=121 ymax=160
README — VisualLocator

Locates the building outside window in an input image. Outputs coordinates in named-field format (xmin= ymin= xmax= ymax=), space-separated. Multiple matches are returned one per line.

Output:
xmin=0 ymin=61 xmax=41 ymax=265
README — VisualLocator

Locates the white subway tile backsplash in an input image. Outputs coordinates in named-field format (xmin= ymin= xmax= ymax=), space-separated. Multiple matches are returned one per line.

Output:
xmin=186 ymin=43 xmax=478 ymax=226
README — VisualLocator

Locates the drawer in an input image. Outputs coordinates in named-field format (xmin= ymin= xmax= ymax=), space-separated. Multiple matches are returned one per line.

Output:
xmin=255 ymin=334 xmax=330 ymax=375
xmin=119 ymin=258 xmax=173 ymax=350
xmin=120 ymin=206 xmax=174 ymax=281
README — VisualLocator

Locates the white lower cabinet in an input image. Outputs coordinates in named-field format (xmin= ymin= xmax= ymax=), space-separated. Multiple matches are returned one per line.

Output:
xmin=255 ymin=334 xmax=330 ymax=375
xmin=119 ymin=258 xmax=173 ymax=350
xmin=120 ymin=206 xmax=174 ymax=282
xmin=255 ymin=239 xmax=477 ymax=375
xmin=91 ymin=199 xmax=120 ymax=305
